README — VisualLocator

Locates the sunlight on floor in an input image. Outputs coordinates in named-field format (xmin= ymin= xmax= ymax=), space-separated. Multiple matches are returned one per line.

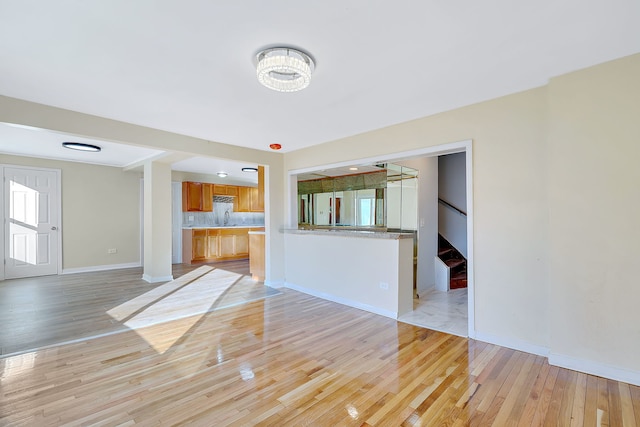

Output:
xmin=107 ymin=265 xmax=243 ymax=353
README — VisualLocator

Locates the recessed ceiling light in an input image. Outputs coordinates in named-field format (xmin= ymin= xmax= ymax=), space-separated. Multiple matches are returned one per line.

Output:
xmin=349 ymin=167 xmax=358 ymax=171
xmin=217 ymin=172 xmax=228 ymax=178
xmin=62 ymin=142 xmax=101 ymax=152
xmin=242 ymin=167 xmax=258 ymax=173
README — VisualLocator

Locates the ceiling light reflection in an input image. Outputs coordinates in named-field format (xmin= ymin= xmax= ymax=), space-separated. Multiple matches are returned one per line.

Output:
xmin=346 ymin=404 xmax=359 ymax=420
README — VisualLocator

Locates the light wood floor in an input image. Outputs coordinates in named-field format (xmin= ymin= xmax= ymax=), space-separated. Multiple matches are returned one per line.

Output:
xmin=0 ymin=260 xmax=279 ymax=356
xmin=1 ymin=271 xmax=639 ymax=425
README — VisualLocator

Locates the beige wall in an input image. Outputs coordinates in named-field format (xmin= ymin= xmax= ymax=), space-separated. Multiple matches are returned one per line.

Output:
xmin=547 ymin=54 xmax=640 ymax=376
xmin=0 ymin=154 xmax=142 ymax=270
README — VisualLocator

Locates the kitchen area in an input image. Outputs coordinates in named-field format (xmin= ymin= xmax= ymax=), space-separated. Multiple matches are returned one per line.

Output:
xmin=177 ymin=166 xmax=266 ymax=280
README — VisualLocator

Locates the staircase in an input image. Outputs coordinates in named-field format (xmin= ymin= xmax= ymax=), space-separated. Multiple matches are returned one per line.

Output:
xmin=438 ymin=234 xmax=467 ymax=289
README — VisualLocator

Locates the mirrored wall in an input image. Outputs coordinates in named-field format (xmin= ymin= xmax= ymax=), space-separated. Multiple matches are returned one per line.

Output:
xmin=297 ymin=164 xmax=418 ymax=231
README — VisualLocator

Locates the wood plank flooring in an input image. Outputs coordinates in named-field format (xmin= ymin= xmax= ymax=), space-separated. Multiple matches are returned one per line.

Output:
xmin=0 ymin=260 xmax=279 ymax=356
xmin=1 ymin=269 xmax=638 ymax=425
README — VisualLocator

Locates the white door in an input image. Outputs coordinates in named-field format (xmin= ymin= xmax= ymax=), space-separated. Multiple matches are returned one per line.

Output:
xmin=4 ymin=167 xmax=60 ymax=279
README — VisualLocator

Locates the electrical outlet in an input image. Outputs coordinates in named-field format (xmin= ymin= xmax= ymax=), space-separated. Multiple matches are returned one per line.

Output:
xmin=379 ymin=282 xmax=389 ymax=290
xmin=107 ymin=248 xmax=117 ymax=254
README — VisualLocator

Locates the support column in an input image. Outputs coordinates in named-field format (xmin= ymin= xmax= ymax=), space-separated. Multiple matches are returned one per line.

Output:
xmin=142 ymin=161 xmax=173 ymax=283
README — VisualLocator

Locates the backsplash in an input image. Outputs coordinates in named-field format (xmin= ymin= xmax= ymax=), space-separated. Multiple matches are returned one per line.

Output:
xmin=183 ymin=202 xmax=265 ymax=227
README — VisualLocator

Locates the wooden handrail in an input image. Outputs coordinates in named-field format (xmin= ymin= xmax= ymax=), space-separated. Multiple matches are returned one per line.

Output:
xmin=438 ymin=198 xmax=467 ymax=217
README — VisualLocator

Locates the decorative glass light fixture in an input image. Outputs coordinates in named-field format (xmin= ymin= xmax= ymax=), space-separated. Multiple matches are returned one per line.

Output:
xmin=241 ymin=167 xmax=258 ymax=173
xmin=62 ymin=142 xmax=101 ymax=152
xmin=256 ymin=47 xmax=315 ymax=92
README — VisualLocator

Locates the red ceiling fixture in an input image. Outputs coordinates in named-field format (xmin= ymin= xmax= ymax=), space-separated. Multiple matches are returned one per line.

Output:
xmin=269 ymin=143 xmax=282 ymax=150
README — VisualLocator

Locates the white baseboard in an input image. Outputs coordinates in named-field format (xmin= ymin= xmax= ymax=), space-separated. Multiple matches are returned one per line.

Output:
xmin=284 ymin=281 xmax=398 ymax=319
xmin=62 ymin=262 xmax=141 ymax=275
xmin=474 ymin=331 xmax=550 ymax=357
xmin=265 ymin=279 xmax=285 ymax=288
xmin=142 ymin=274 xmax=174 ymax=283
xmin=549 ymin=353 xmax=640 ymax=387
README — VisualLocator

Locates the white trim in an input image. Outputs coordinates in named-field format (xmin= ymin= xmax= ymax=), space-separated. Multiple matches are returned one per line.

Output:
xmin=140 ymin=178 xmax=144 ymax=266
xmin=285 ymin=281 xmax=398 ymax=319
xmin=285 ymin=139 xmax=476 ymax=337
xmin=465 ymin=145 xmax=475 ymax=339
xmin=265 ymin=279 xmax=285 ymax=288
xmin=549 ymin=353 xmax=640 ymax=387
xmin=62 ymin=262 xmax=142 ymax=275
xmin=142 ymin=273 xmax=174 ymax=283
xmin=474 ymin=331 xmax=550 ymax=357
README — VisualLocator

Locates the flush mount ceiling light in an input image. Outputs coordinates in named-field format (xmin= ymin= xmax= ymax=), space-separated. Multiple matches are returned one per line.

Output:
xmin=242 ymin=167 xmax=258 ymax=173
xmin=62 ymin=142 xmax=101 ymax=152
xmin=256 ymin=47 xmax=315 ymax=92
xmin=217 ymin=172 xmax=228 ymax=178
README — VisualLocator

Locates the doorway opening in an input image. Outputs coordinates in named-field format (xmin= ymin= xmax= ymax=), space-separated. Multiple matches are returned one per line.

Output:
xmin=286 ymin=139 xmax=474 ymax=338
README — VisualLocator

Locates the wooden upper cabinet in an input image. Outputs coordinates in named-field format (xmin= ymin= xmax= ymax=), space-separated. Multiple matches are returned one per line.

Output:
xmin=213 ymin=184 xmax=238 ymax=196
xmin=182 ymin=182 xmax=202 ymax=211
xmin=202 ymin=183 xmax=213 ymax=212
xmin=250 ymin=187 xmax=261 ymax=212
xmin=257 ymin=166 xmax=265 ymax=212
xmin=237 ymin=186 xmax=252 ymax=212
xmin=182 ymin=182 xmax=213 ymax=212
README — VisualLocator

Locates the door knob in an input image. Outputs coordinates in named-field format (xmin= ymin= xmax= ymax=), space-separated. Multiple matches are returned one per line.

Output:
xmin=51 ymin=226 xmax=58 ymax=230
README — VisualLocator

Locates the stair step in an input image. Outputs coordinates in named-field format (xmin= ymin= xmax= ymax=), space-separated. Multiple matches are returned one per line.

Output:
xmin=438 ymin=248 xmax=454 ymax=257
xmin=450 ymin=277 xmax=468 ymax=289
xmin=445 ymin=258 xmax=465 ymax=269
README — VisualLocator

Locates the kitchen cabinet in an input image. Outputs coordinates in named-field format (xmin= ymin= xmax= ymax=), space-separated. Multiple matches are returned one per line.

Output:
xmin=237 ymin=186 xmax=251 ymax=212
xmin=219 ymin=228 xmax=250 ymax=258
xmin=182 ymin=182 xmax=213 ymax=212
xmin=213 ymin=184 xmax=238 ymax=196
xmin=249 ymin=232 xmax=265 ymax=281
xmin=182 ymin=227 xmax=264 ymax=263
xmin=250 ymin=187 xmax=261 ymax=212
xmin=183 ymin=229 xmax=208 ymax=262
xmin=257 ymin=166 xmax=265 ymax=212
xmin=206 ymin=229 xmax=219 ymax=258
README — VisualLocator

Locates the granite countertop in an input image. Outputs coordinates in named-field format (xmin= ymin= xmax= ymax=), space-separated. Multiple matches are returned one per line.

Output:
xmin=183 ymin=225 xmax=265 ymax=229
xmin=282 ymin=228 xmax=414 ymax=239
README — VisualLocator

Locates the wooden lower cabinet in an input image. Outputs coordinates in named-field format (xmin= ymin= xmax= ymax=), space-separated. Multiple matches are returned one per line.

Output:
xmin=183 ymin=227 xmax=264 ymax=263
xmin=192 ymin=229 xmax=207 ymax=261
xmin=249 ymin=232 xmax=265 ymax=281
xmin=206 ymin=230 xmax=219 ymax=258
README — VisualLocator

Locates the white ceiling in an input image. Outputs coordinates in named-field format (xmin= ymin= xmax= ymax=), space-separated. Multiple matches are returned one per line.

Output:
xmin=0 ymin=0 xmax=638 ymax=164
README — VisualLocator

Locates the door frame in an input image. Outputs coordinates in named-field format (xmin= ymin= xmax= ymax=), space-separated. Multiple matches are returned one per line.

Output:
xmin=1 ymin=164 xmax=63 ymax=281
xmin=286 ymin=139 xmax=475 ymax=338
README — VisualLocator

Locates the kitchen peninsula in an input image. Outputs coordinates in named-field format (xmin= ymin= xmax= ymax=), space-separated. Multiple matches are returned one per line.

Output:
xmin=283 ymin=228 xmax=414 ymax=320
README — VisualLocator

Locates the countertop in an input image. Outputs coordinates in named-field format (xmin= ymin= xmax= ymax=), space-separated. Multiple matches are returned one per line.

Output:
xmin=282 ymin=228 xmax=414 ymax=240
xmin=183 ymin=225 xmax=265 ymax=230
